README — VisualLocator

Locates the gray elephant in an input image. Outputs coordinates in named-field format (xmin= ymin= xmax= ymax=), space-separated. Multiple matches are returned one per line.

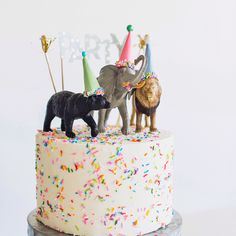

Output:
xmin=97 ymin=54 xmax=147 ymax=135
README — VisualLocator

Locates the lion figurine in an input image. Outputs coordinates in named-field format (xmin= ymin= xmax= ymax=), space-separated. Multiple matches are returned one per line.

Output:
xmin=131 ymin=77 xmax=162 ymax=132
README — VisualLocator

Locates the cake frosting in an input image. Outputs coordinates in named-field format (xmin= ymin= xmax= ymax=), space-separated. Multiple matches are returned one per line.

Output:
xmin=36 ymin=126 xmax=174 ymax=236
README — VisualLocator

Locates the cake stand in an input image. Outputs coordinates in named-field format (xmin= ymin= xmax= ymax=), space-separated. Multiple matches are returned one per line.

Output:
xmin=27 ymin=209 xmax=182 ymax=236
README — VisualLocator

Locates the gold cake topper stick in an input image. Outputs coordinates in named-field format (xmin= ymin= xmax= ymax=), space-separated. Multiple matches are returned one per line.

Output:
xmin=40 ymin=35 xmax=57 ymax=93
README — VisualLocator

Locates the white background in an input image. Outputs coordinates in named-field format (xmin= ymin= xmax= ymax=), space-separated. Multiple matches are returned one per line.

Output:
xmin=0 ymin=0 xmax=236 ymax=235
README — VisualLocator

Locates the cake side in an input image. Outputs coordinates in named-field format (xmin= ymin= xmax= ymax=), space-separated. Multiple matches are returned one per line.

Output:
xmin=36 ymin=126 xmax=174 ymax=236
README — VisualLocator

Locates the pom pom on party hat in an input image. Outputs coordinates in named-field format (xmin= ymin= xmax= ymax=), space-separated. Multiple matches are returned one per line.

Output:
xmin=116 ymin=25 xmax=134 ymax=68
xmin=82 ymin=51 xmax=104 ymax=96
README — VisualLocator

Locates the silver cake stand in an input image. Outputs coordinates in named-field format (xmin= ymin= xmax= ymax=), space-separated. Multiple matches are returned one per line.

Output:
xmin=27 ymin=209 xmax=182 ymax=236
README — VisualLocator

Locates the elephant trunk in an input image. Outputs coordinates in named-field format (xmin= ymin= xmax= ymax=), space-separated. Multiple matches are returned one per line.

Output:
xmin=131 ymin=55 xmax=147 ymax=85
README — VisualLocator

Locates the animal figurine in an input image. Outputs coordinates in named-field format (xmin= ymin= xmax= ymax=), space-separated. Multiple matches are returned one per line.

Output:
xmin=130 ymin=92 xmax=150 ymax=128
xmin=96 ymin=25 xmax=147 ymax=135
xmin=97 ymin=54 xmax=147 ymax=135
xmin=43 ymin=91 xmax=110 ymax=138
xmin=134 ymin=76 xmax=162 ymax=132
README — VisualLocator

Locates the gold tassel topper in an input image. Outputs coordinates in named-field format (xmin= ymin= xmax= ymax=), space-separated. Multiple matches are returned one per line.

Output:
xmin=138 ymin=34 xmax=149 ymax=50
xmin=40 ymin=35 xmax=57 ymax=93
xmin=40 ymin=35 xmax=55 ymax=53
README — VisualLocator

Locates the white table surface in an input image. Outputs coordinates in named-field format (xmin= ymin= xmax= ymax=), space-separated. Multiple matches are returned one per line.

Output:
xmin=181 ymin=208 xmax=236 ymax=236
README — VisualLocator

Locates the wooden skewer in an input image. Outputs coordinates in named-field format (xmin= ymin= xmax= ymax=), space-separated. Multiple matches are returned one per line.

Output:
xmin=44 ymin=53 xmax=57 ymax=93
xmin=60 ymin=57 xmax=64 ymax=91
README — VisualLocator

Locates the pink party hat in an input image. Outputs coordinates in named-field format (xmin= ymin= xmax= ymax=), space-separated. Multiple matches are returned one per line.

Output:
xmin=116 ymin=25 xmax=134 ymax=68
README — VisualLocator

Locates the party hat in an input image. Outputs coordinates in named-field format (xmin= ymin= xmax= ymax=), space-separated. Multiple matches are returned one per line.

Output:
xmin=82 ymin=51 xmax=104 ymax=96
xmin=145 ymin=43 xmax=153 ymax=74
xmin=141 ymin=41 xmax=158 ymax=82
xmin=116 ymin=25 xmax=134 ymax=68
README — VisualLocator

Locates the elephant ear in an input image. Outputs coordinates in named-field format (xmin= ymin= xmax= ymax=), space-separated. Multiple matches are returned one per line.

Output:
xmin=97 ymin=65 xmax=118 ymax=101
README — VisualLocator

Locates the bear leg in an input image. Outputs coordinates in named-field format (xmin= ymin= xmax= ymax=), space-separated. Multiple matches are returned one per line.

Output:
xmin=64 ymin=117 xmax=75 ymax=138
xmin=61 ymin=119 xmax=65 ymax=131
xmin=43 ymin=110 xmax=55 ymax=132
xmin=83 ymin=115 xmax=98 ymax=137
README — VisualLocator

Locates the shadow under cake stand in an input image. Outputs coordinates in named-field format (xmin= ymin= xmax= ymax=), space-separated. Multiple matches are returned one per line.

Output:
xmin=27 ymin=209 xmax=182 ymax=236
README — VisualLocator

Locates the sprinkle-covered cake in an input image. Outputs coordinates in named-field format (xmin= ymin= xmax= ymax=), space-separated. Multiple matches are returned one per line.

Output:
xmin=36 ymin=126 xmax=174 ymax=236
xmin=35 ymin=25 xmax=177 ymax=236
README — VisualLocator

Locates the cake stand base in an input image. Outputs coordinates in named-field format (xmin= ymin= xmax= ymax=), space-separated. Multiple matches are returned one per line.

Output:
xmin=27 ymin=209 xmax=182 ymax=236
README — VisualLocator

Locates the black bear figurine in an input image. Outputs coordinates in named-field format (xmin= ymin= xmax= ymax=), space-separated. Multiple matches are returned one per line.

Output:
xmin=43 ymin=91 xmax=110 ymax=138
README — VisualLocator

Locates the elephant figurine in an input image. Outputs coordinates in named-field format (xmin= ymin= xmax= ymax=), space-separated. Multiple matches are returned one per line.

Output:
xmin=97 ymin=55 xmax=147 ymax=135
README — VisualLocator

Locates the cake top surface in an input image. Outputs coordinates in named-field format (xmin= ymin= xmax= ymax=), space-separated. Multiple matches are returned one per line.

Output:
xmin=37 ymin=126 xmax=172 ymax=145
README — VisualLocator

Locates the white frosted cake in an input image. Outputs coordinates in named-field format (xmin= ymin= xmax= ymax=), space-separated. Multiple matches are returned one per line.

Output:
xmin=36 ymin=126 xmax=174 ymax=236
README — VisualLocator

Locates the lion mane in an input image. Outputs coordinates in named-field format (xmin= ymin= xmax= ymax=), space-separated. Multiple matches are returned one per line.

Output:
xmin=135 ymin=77 xmax=162 ymax=113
